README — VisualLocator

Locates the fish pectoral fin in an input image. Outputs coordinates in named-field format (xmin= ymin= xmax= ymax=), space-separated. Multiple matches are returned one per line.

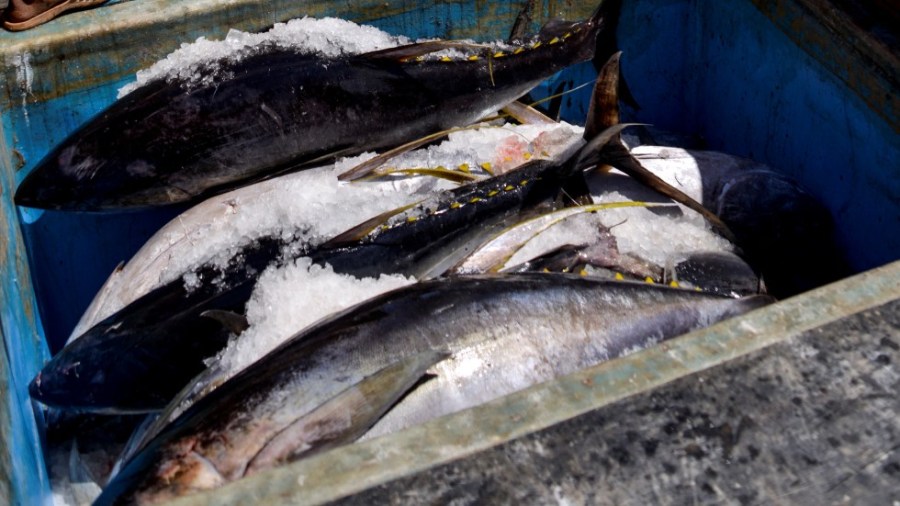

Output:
xmin=501 ymin=101 xmax=558 ymax=126
xmin=321 ymin=200 xmax=423 ymax=248
xmin=338 ymin=125 xmax=483 ymax=181
xmin=384 ymin=167 xmax=480 ymax=184
xmin=199 ymin=310 xmax=249 ymax=335
xmin=360 ymin=41 xmax=491 ymax=62
xmin=243 ymin=350 xmax=450 ymax=476
xmin=595 ymin=143 xmax=737 ymax=242
xmin=557 ymin=173 xmax=594 ymax=207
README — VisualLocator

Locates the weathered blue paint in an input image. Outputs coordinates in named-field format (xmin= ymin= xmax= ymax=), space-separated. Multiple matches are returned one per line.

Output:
xmin=615 ymin=0 xmax=899 ymax=272
xmin=0 ymin=115 xmax=52 ymax=504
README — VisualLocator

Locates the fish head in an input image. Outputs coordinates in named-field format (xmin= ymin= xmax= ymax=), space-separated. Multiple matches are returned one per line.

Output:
xmin=15 ymin=131 xmax=96 ymax=205
xmin=29 ymin=324 xmax=179 ymax=413
xmin=29 ymin=335 xmax=119 ymax=412
xmin=14 ymin=129 xmax=184 ymax=210
xmin=715 ymin=172 xmax=847 ymax=296
xmin=30 ymin=346 xmax=100 ymax=412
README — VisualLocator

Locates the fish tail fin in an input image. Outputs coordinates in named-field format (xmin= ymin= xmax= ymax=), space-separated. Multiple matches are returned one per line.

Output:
xmin=589 ymin=0 xmax=618 ymax=27
xmin=244 ymin=350 xmax=451 ymax=476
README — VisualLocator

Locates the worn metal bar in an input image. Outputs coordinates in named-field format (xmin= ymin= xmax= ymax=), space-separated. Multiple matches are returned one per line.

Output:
xmin=170 ymin=262 xmax=900 ymax=506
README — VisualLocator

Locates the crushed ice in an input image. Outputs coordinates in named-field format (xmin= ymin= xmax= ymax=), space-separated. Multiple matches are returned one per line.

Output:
xmin=117 ymin=17 xmax=411 ymax=97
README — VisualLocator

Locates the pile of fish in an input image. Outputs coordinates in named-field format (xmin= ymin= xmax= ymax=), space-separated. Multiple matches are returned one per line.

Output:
xmin=13 ymin=5 xmax=840 ymax=505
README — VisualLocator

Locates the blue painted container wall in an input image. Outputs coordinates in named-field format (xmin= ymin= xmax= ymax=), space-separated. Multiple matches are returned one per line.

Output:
xmin=613 ymin=0 xmax=899 ymax=272
xmin=0 ymin=0 xmax=897 ymax=503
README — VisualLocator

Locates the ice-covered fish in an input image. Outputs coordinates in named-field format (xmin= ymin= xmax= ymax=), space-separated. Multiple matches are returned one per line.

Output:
xmin=29 ymin=123 xmax=632 ymax=413
xmin=98 ymin=274 xmax=771 ymax=505
xmin=66 ymin=122 xmax=582 ymax=343
xmin=591 ymin=145 xmax=846 ymax=296
xmin=14 ymin=8 xmax=608 ymax=211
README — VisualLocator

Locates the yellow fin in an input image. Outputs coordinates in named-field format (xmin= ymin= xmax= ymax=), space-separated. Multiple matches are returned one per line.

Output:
xmin=322 ymin=201 xmax=421 ymax=247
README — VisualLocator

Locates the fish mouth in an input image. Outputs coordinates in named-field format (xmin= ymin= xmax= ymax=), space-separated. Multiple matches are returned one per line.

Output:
xmin=14 ymin=166 xmax=78 ymax=211
xmin=13 ymin=172 xmax=48 ymax=209
xmin=29 ymin=371 xmax=42 ymax=399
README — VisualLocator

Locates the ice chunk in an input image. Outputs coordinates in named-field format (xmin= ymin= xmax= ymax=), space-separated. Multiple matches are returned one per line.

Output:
xmin=213 ymin=258 xmax=415 ymax=378
xmin=117 ymin=17 xmax=412 ymax=97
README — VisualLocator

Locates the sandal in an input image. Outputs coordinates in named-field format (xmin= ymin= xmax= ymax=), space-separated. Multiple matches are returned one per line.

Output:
xmin=3 ymin=0 xmax=110 ymax=32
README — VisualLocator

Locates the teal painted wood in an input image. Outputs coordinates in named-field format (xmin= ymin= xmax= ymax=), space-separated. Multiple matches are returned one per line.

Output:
xmin=0 ymin=109 xmax=51 ymax=506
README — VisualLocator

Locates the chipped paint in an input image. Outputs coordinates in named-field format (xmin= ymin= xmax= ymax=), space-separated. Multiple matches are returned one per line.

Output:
xmin=9 ymin=52 xmax=34 ymax=127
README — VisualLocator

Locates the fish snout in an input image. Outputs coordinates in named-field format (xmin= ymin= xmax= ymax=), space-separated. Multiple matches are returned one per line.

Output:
xmin=29 ymin=371 xmax=42 ymax=398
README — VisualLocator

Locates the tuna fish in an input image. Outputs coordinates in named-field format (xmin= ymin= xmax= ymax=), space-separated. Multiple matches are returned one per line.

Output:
xmin=97 ymin=274 xmax=771 ymax=505
xmin=28 ymin=123 xmax=632 ymax=413
xmin=14 ymin=8 xmax=609 ymax=211
xmin=587 ymin=145 xmax=847 ymax=296
xmin=64 ymin=121 xmax=583 ymax=344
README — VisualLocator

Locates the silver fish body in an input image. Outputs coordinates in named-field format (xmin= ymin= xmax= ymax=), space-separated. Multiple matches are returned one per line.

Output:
xmin=99 ymin=274 xmax=771 ymax=504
